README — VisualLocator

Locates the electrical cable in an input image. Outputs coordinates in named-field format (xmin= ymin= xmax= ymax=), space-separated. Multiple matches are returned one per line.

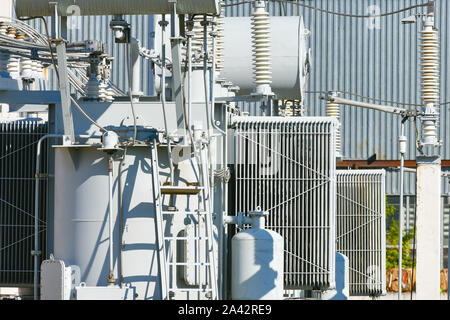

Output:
xmin=70 ymin=96 xmax=107 ymax=133
xmin=223 ymin=0 xmax=429 ymax=18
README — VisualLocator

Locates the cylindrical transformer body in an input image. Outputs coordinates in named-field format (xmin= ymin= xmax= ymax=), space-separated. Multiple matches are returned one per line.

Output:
xmin=15 ymin=0 xmax=220 ymax=17
xmin=52 ymin=145 xmax=201 ymax=299
xmin=231 ymin=228 xmax=284 ymax=300
xmin=222 ymin=16 xmax=310 ymax=100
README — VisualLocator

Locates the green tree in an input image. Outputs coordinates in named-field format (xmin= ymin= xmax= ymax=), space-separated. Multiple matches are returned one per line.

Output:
xmin=386 ymin=199 xmax=415 ymax=269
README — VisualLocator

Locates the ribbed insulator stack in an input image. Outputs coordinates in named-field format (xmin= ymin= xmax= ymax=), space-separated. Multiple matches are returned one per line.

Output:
xmin=191 ymin=15 xmax=213 ymax=64
xmin=105 ymin=83 xmax=115 ymax=102
xmin=16 ymin=32 xmax=34 ymax=80
xmin=420 ymin=20 xmax=439 ymax=145
xmin=33 ymin=60 xmax=44 ymax=80
xmin=6 ymin=28 xmax=20 ymax=79
xmin=327 ymin=99 xmax=341 ymax=156
xmin=215 ymin=1 xmax=225 ymax=73
xmin=421 ymin=24 xmax=439 ymax=107
xmin=251 ymin=1 xmax=272 ymax=94
xmin=0 ymin=23 xmax=9 ymax=77
xmin=86 ymin=76 xmax=109 ymax=101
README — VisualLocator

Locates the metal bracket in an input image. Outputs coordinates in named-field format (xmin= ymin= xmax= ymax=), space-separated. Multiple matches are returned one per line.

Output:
xmin=55 ymin=40 xmax=75 ymax=144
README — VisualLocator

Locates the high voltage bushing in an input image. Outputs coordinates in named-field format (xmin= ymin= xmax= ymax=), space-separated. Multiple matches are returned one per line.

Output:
xmin=251 ymin=0 xmax=272 ymax=95
xmin=420 ymin=13 xmax=440 ymax=147
xmin=326 ymin=93 xmax=341 ymax=157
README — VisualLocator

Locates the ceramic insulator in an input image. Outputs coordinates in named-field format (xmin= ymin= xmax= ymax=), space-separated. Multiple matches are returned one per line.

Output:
xmin=191 ymin=15 xmax=213 ymax=63
xmin=6 ymin=28 xmax=20 ymax=79
xmin=215 ymin=1 xmax=225 ymax=72
xmin=327 ymin=100 xmax=341 ymax=155
xmin=421 ymin=24 xmax=439 ymax=107
xmin=251 ymin=1 xmax=272 ymax=94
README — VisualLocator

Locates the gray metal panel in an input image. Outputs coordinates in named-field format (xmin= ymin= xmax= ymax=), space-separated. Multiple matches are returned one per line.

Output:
xmin=224 ymin=0 xmax=450 ymax=162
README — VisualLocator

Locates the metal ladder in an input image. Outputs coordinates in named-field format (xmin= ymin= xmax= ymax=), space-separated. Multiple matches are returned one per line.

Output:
xmin=150 ymin=140 xmax=218 ymax=300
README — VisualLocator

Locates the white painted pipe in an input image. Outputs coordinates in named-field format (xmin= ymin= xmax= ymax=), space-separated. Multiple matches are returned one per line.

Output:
xmin=107 ymin=155 xmax=115 ymax=285
xmin=129 ymin=37 xmax=142 ymax=98
xmin=15 ymin=0 xmax=220 ymax=17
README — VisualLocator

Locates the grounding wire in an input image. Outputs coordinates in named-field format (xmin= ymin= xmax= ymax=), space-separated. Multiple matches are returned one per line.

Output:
xmin=222 ymin=0 xmax=430 ymax=18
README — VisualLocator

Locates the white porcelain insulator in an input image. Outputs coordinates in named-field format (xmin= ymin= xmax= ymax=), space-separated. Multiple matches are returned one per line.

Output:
xmin=6 ymin=31 xmax=20 ymax=79
xmin=421 ymin=25 xmax=439 ymax=107
xmin=192 ymin=15 xmax=213 ymax=63
xmin=327 ymin=100 xmax=341 ymax=155
xmin=251 ymin=3 xmax=272 ymax=91
xmin=86 ymin=76 xmax=109 ymax=101
xmin=215 ymin=1 xmax=225 ymax=72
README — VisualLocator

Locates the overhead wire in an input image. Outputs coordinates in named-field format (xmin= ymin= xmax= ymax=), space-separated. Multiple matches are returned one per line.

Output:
xmin=223 ymin=0 xmax=430 ymax=18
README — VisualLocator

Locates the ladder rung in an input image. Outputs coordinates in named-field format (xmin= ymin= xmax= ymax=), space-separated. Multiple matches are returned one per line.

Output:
xmin=169 ymin=288 xmax=213 ymax=292
xmin=164 ymin=237 xmax=210 ymax=240
xmin=162 ymin=211 xmax=208 ymax=215
xmin=160 ymin=186 xmax=204 ymax=195
xmin=168 ymin=262 xmax=210 ymax=266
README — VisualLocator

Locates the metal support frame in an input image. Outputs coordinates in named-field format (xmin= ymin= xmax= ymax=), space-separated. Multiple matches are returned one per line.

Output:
xmin=169 ymin=0 xmax=187 ymax=138
xmin=55 ymin=40 xmax=75 ymax=143
xmin=398 ymin=117 xmax=408 ymax=300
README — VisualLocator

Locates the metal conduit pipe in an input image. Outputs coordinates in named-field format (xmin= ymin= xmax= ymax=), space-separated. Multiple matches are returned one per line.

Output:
xmin=34 ymin=134 xmax=98 ymax=300
xmin=202 ymin=15 xmax=212 ymax=138
xmin=107 ymin=154 xmax=115 ymax=286
xmin=160 ymin=15 xmax=175 ymax=184
xmin=398 ymin=122 xmax=407 ymax=300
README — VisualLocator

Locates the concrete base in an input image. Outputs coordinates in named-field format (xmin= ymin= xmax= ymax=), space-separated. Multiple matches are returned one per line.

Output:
xmin=321 ymin=253 xmax=349 ymax=300
xmin=415 ymin=156 xmax=441 ymax=300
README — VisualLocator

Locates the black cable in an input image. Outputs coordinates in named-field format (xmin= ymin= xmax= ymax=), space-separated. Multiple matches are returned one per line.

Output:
xmin=223 ymin=0 xmax=429 ymax=18
xmin=39 ymin=16 xmax=60 ymax=83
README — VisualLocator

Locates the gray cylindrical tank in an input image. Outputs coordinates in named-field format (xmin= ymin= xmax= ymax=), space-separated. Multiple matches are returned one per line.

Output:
xmin=222 ymin=16 xmax=311 ymax=100
xmin=15 ymin=0 xmax=220 ymax=17
xmin=231 ymin=215 xmax=284 ymax=300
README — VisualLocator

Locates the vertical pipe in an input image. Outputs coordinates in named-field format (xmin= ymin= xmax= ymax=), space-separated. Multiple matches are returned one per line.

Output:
xmin=33 ymin=134 xmax=63 ymax=300
xmin=160 ymin=15 xmax=175 ymax=184
xmin=129 ymin=37 xmax=142 ymax=99
xmin=107 ymin=155 xmax=115 ymax=285
xmin=398 ymin=121 xmax=406 ymax=300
